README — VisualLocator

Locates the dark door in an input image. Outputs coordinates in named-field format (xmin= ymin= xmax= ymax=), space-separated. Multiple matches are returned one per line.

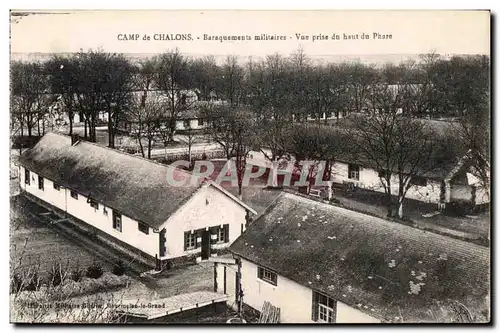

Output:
xmin=201 ymin=230 xmax=210 ymax=260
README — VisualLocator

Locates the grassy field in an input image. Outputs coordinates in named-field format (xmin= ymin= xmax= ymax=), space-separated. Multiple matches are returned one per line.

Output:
xmin=10 ymin=198 xmax=114 ymax=280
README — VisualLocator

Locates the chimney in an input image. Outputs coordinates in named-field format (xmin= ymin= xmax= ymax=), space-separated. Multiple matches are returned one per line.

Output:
xmin=71 ymin=134 xmax=80 ymax=146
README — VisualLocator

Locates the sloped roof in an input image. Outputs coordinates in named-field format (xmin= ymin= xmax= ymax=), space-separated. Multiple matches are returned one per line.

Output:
xmin=230 ymin=192 xmax=490 ymax=323
xmin=18 ymin=133 xmax=204 ymax=228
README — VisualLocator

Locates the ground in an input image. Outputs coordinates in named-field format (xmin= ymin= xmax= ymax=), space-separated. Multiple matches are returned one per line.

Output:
xmin=10 ymin=199 xmax=114 ymax=279
xmin=208 ymin=158 xmax=489 ymax=242
xmin=10 ymin=125 xmax=490 ymax=323
xmin=67 ymin=125 xmax=214 ymax=154
xmin=16 ymin=126 xmax=490 ymax=242
xmin=10 ymin=182 xmax=215 ymax=323
xmin=328 ymin=186 xmax=490 ymax=241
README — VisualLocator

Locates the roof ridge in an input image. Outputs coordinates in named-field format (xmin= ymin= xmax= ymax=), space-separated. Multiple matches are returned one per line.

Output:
xmin=54 ymin=131 xmax=202 ymax=181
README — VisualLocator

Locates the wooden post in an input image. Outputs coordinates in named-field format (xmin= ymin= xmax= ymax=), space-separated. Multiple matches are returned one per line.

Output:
xmin=224 ymin=266 xmax=227 ymax=294
xmin=236 ymin=257 xmax=243 ymax=317
xmin=214 ymin=262 xmax=218 ymax=292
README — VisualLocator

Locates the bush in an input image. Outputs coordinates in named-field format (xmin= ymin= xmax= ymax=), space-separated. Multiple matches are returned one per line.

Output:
xmin=70 ymin=265 xmax=83 ymax=282
xmin=25 ymin=272 xmax=40 ymax=291
xmin=48 ymin=262 xmax=64 ymax=287
xmin=112 ymin=260 xmax=125 ymax=276
xmin=86 ymin=263 xmax=103 ymax=279
xmin=11 ymin=273 xmax=23 ymax=293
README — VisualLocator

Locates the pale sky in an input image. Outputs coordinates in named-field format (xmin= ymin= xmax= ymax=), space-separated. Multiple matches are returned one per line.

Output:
xmin=10 ymin=10 xmax=490 ymax=58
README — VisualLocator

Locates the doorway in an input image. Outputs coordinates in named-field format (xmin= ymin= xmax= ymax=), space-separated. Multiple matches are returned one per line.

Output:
xmin=201 ymin=229 xmax=210 ymax=260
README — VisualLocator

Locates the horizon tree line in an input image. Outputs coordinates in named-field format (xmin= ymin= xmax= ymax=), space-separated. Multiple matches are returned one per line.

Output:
xmin=10 ymin=48 xmax=490 ymax=217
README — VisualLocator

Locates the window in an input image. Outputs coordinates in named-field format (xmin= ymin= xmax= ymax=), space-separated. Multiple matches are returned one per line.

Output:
xmin=348 ymin=164 xmax=360 ymax=180
xmin=103 ymin=207 xmax=108 ymax=216
xmin=215 ymin=224 xmax=229 ymax=243
xmin=410 ymin=176 xmax=427 ymax=187
xmin=184 ymin=231 xmax=197 ymax=250
xmin=138 ymin=222 xmax=149 ymax=235
xmin=258 ymin=266 xmax=278 ymax=286
xmin=38 ymin=175 xmax=44 ymax=190
xmin=24 ymin=169 xmax=30 ymax=185
xmin=183 ymin=120 xmax=190 ymax=128
xmin=312 ymin=291 xmax=337 ymax=323
xmin=70 ymin=190 xmax=78 ymax=199
xmin=198 ymin=118 xmax=204 ymax=126
xmin=53 ymin=183 xmax=61 ymax=191
xmin=88 ymin=198 xmax=99 ymax=210
xmin=113 ymin=211 xmax=122 ymax=232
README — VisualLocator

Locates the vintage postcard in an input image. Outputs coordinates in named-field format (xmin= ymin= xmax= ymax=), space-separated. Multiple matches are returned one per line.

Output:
xmin=9 ymin=10 xmax=490 ymax=324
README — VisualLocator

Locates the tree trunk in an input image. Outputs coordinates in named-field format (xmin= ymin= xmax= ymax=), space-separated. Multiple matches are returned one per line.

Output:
xmin=68 ymin=113 xmax=73 ymax=136
xmin=148 ymin=137 xmax=152 ymax=159
xmin=386 ymin=178 xmax=393 ymax=217
xmin=108 ymin=116 xmax=114 ymax=148
xmin=397 ymin=197 xmax=404 ymax=219
xmin=188 ymin=144 xmax=192 ymax=164
xmin=90 ymin=115 xmax=97 ymax=142
xmin=84 ymin=118 xmax=88 ymax=139
xmin=37 ymin=119 xmax=40 ymax=136
xmin=397 ymin=176 xmax=406 ymax=219
xmin=137 ymin=135 xmax=145 ymax=158
xmin=269 ymin=157 xmax=279 ymax=188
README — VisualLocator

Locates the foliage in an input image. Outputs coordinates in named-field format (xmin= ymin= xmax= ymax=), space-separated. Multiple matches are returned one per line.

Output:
xmin=70 ymin=264 xmax=84 ymax=282
xmin=112 ymin=260 xmax=126 ymax=276
xmin=86 ymin=262 xmax=103 ymax=279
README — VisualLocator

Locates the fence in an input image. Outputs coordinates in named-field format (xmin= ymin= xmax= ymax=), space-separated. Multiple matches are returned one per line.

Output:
xmin=154 ymin=149 xmax=226 ymax=165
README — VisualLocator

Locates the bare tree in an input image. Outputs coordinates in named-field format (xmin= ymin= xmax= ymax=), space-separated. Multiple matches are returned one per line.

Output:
xmin=101 ymin=54 xmax=135 ymax=148
xmin=156 ymin=48 xmax=193 ymax=142
xmin=350 ymin=88 xmax=439 ymax=218
xmin=247 ymin=53 xmax=292 ymax=187
xmin=288 ymin=47 xmax=311 ymax=121
xmin=345 ymin=63 xmax=379 ymax=114
xmin=189 ymin=55 xmax=220 ymax=101
xmin=286 ymin=123 xmax=347 ymax=194
xmin=203 ymin=105 xmax=256 ymax=198
xmin=178 ymin=125 xmax=200 ymax=166
xmin=218 ymin=55 xmax=245 ymax=107
xmin=451 ymin=106 xmax=490 ymax=187
xmin=45 ymin=55 xmax=80 ymax=136
xmin=72 ymin=49 xmax=110 ymax=142
xmin=127 ymin=96 xmax=163 ymax=159
xmin=10 ymin=61 xmax=51 ymax=137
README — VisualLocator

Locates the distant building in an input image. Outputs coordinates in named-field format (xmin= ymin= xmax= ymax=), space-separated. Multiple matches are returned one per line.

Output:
xmin=247 ymin=149 xmax=490 ymax=211
xmin=17 ymin=132 xmax=256 ymax=269
xmin=216 ymin=192 xmax=489 ymax=323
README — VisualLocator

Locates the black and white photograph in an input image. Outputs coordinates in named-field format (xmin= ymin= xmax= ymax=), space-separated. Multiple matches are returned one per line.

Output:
xmin=8 ymin=10 xmax=491 ymax=324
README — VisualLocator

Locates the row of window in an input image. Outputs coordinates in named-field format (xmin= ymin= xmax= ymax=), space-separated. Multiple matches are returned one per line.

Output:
xmin=257 ymin=266 xmax=337 ymax=323
xmin=183 ymin=225 xmax=229 ymax=250
xmin=25 ymin=170 xmax=150 ymax=235
xmin=347 ymin=164 xmax=428 ymax=186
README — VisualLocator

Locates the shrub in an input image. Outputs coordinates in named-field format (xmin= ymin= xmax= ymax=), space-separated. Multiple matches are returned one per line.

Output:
xmin=11 ymin=273 xmax=23 ymax=293
xmin=70 ymin=265 xmax=83 ymax=282
xmin=86 ymin=263 xmax=103 ymax=279
xmin=112 ymin=260 xmax=125 ymax=276
xmin=48 ymin=262 xmax=64 ymax=287
xmin=25 ymin=271 xmax=40 ymax=291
